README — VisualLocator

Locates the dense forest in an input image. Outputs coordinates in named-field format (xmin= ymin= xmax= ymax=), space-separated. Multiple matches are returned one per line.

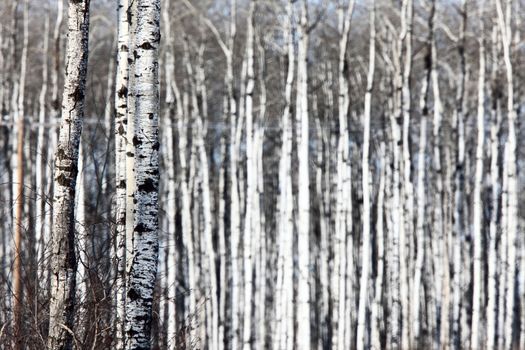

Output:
xmin=0 ymin=0 xmax=524 ymax=349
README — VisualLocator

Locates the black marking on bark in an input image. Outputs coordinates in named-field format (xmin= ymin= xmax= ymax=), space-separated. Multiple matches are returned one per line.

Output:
xmin=148 ymin=113 xmax=154 ymax=119
xmin=56 ymin=147 xmax=67 ymax=160
xmin=132 ymin=136 xmax=142 ymax=146
xmin=152 ymin=142 xmax=160 ymax=151
xmin=69 ymin=85 xmax=84 ymax=103
xmin=117 ymin=180 xmax=126 ymax=189
xmin=117 ymin=85 xmax=128 ymax=98
xmin=127 ymin=288 xmax=140 ymax=301
xmin=135 ymin=223 xmax=150 ymax=233
xmin=138 ymin=42 xmax=154 ymax=50
xmin=118 ymin=124 xmax=125 ymax=135
xmin=138 ymin=178 xmax=156 ymax=193
xmin=126 ymin=152 xmax=134 ymax=157
xmin=56 ymin=173 xmax=70 ymax=187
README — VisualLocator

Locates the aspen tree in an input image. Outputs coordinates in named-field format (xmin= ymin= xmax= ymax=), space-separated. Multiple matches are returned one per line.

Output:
xmin=113 ymin=0 xmax=129 ymax=347
xmin=124 ymin=0 xmax=161 ymax=348
xmin=44 ymin=1 xmax=63 ymax=280
xmin=243 ymin=4 xmax=256 ymax=348
xmin=471 ymin=10 xmax=485 ymax=348
xmin=411 ymin=2 xmax=433 ymax=345
xmin=370 ymin=142 xmax=386 ymax=350
xmin=296 ymin=1 xmax=311 ymax=348
xmin=452 ymin=3 xmax=467 ymax=347
xmin=399 ymin=1 xmax=413 ymax=346
xmin=180 ymin=35 xmax=198 ymax=349
xmin=161 ymin=0 xmax=177 ymax=346
xmin=47 ymin=0 xmax=91 ymax=347
xmin=274 ymin=1 xmax=295 ymax=349
xmin=333 ymin=2 xmax=354 ymax=348
xmin=227 ymin=2 xmax=241 ymax=347
xmin=388 ymin=2 xmax=407 ymax=345
xmin=486 ymin=25 xmax=501 ymax=350
xmin=35 ymin=6 xmax=50 ymax=289
xmin=195 ymin=43 xmax=219 ymax=350
xmin=75 ymin=142 xmax=87 ymax=340
xmin=495 ymin=1 xmax=518 ymax=348
xmin=314 ymin=96 xmax=330 ymax=350
xmin=254 ymin=31 xmax=268 ymax=350
xmin=356 ymin=2 xmax=375 ymax=349
xmin=432 ymin=12 xmax=448 ymax=349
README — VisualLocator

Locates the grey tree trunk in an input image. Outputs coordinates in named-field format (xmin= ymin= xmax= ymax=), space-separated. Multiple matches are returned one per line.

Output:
xmin=47 ymin=0 xmax=91 ymax=348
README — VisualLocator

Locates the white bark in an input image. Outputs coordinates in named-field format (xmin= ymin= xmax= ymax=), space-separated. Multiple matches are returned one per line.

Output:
xmin=195 ymin=47 xmax=219 ymax=350
xmin=470 ymin=16 xmax=485 ymax=348
xmin=370 ymin=143 xmax=386 ymax=350
xmin=274 ymin=2 xmax=294 ymax=349
xmin=333 ymin=2 xmax=354 ymax=348
xmin=243 ymin=5 xmax=256 ymax=348
xmin=400 ymin=2 xmax=413 ymax=346
xmin=495 ymin=1 xmax=518 ymax=348
xmin=486 ymin=26 xmax=501 ymax=349
xmin=113 ymin=0 xmax=129 ymax=347
xmin=161 ymin=1 xmax=177 ymax=347
xmin=35 ymin=8 xmax=50 ymax=288
xmin=356 ymin=3 xmax=375 ymax=349
xmin=47 ymin=0 xmax=91 ymax=347
xmin=296 ymin=1 xmax=310 ymax=348
xmin=124 ymin=0 xmax=161 ymax=348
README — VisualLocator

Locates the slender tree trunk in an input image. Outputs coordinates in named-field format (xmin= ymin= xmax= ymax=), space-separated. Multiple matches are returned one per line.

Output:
xmin=370 ymin=142 xmax=386 ymax=350
xmin=495 ymin=1 xmax=517 ymax=348
xmin=242 ymin=5 xmax=256 ymax=348
xmin=124 ymin=0 xmax=161 ymax=348
xmin=273 ymin=2 xmax=294 ymax=349
xmin=452 ymin=4 xmax=467 ymax=348
xmin=296 ymin=1 xmax=310 ymax=348
xmin=47 ymin=0 xmax=91 ymax=348
xmin=470 ymin=13 xmax=485 ymax=349
xmin=486 ymin=25 xmax=501 ymax=349
xmin=356 ymin=3 xmax=375 ymax=349
xmin=113 ymin=0 xmax=129 ymax=347
xmin=333 ymin=2 xmax=354 ymax=348
xmin=161 ymin=1 xmax=177 ymax=347
xmin=12 ymin=1 xmax=28 ymax=348
xmin=35 ymin=5 xmax=50 ymax=293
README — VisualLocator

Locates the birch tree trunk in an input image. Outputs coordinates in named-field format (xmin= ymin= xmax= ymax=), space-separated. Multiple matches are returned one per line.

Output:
xmin=486 ymin=25 xmax=501 ymax=349
xmin=356 ymin=3 xmax=375 ymax=349
xmin=452 ymin=4 xmax=467 ymax=348
xmin=470 ymin=13 xmax=485 ymax=348
xmin=243 ymin=4 xmax=256 ymax=348
xmin=495 ymin=1 xmax=518 ymax=348
xmin=47 ymin=0 xmax=91 ymax=348
xmin=400 ymin=2 xmax=413 ymax=346
xmin=35 ymin=6 xmax=50 ymax=292
xmin=411 ymin=2 xmax=433 ymax=345
xmin=370 ymin=142 xmax=386 ymax=350
xmin=333 ymin=2 xmax=354 ymax=348
xmin=273 ymin=2 xmax=294 ymax=349
xmin=161 ymin=0 xmax=177 ymax=347
xmin=113 ymin=0 xmax=129 ymax=347
xmin=296 ymin=1 xmax=310 ymax=348
xmin=124 ymin=0 xmax=161 ymax=348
